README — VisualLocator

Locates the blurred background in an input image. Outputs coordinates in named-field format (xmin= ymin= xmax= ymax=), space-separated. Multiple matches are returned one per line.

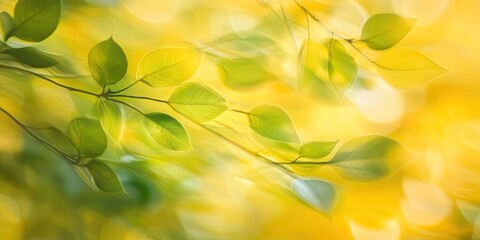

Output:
xmin=0 ymin=0 xmax=479 ymax=239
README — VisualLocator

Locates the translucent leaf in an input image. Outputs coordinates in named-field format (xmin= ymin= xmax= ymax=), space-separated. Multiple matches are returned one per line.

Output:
xmin=73 ymin=165 xmax=96 ymax=190
xmin=376 ymin=49 xmax=447 ymax=87
xmin=144 ymin=112 xmax=191 ymax=151
xmin=136 ymin=47 xmax=202 ymax=87
xmin=96 ymin=100 xmax=124 ymax=143
xmin=87 ymin=160 xmax=124 ymax=193
xmin=0 ymin=12 xmax=13 ymax=39
xmin=2 ymin=47 xmax=58 ymax=68
xmin=218 ymin=58 xmax=273 ymax=90
xmin=67 ymin=118 xmax=108 ymax=158
xmin=299 ymin=141 xmax=338 ymax=159
xmin=169 ymin=82 xmax=227 ymax=122
xmin=331 ymin=135 xmax=399 ymax=181
xmin=248 ymin=105 xmax=299 ymax=143
xmin=323 ymin=39 xmax=357 ymax=93
xmin=88 ymin=37 xmax=128 ymax=88
xmin=291 ymin=178 xmax=337 ymax=215
xmin=204 ymin=32 xmax=275 ymax=59
xmin=360 ymin=13 xmax=416 ymax=50
xmin=7 ymin=0 xmax=61 ymax=42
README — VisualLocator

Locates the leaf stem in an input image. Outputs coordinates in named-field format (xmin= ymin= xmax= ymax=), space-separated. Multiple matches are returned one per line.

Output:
xmin=109 ymin=80 xmax=141 ymax=94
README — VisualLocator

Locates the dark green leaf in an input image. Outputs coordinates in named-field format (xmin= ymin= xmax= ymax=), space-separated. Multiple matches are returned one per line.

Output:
xmin=0 ymin=12 xmax=14 ymax=40
xmin=292 ymin=178 xmax=337 ymax=215
xmin=218 ymin=58 xmax=274 ymax=90
xmin=8 ymin=0 xmax=61 ymax=42
xmin=299 ymin=141 xmax=338 ymax=159
xmin=331 ymin=135 xmax=399 ymax=181
xmin=87 ymin=160 xmax=124 ymax=193
xmin=360 ymin=13 xmax=416 ymax=50
xmin=136 ymin=47 xmax=202 ymax=87
xmin=88 ymin=37 xmax=128 ymax=88
xmin=144 ymin=112 xmax=191 ymax=151
xmin=248 ymin=105 xmax=299 ymax=143
xmin=2 ymin=47 xmax=58 ymax=68
xmin=67 ymin=118 xmax=108 ymax=158
xmin=169 ymin=82 xmax=227 ymax=122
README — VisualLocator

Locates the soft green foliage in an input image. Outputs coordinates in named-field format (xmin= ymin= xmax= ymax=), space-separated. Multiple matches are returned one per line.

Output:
xmin=87 ymin=160 xmax=124 ymax=193
xmin=323 ymin=39 xmax=357 ymax=93
xmin=376 ymin=48 xmax=447 ymax=87
xmin=0 ymin=11 xmax=13 ymax=39
xmin=2 ymin=47 xmax=58 ymax=68
xmin=248 ymin=105 xmax=299 ymax=143
xmin=360 ymin=13 xmax=416 ymax=50
xmin=97 ymin=100 xmax=123 ymax=143
xmin=144 ymin=112 xmax=191 ymax=151
xmin=330 ymin=136 xmax=399 ymax=181
xmin=291 ymin=179 xmax=337 ymax=215
xmin=206 ymin=32 xmax=276 ymax=59
xmin=137 ymin=47 xmax=202 ymax=87
xmin=169 ymin=82 xmax=227 ymax=122
xmin=218 ymin=58 xmax=273 ymax=90
xmin=88 ymin=37 xmax=128 ymax=88
xmin=299 ymin=141 xmax=338 ymax=159
xmin=7 ymin=0 xmax=61 ymax=42
xmin=67 ymin=118 xmax=108 ymax=159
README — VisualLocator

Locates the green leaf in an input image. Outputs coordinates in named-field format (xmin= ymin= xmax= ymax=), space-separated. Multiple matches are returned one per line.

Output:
xmin=376 ymin=48 xmax=448 ymax=87
xmin=67 ymin=118 xmax=108 ymax=158
xmin=0 ymin=12 xmax=14 ymax=40
xmin=144 ymin=112 xmax=191 ymax=151
xmin=96 ymin=100 xmax=124 ymax=143
xmin=299 ymin=141 xmax=338 ymax=159
xmin=88 ymin=37 xmax=128 ymax=88
xmin=205 ymin=32 xmax=276 ymax=59
xmin=87 ymin=160 xmax=124 ymax=193
xmin=323 ymin=39 xmax=357 ymax=93
xmin=218 ymin=58 xmax=274 ymax=90
xmin=169 ymin=82 xmax=227 ymax=122
xmin=7 ymin=0 xmax=61 ymax=42
xmin=248 ymin=105 xmax=299 ymax=143
xmin=360 ymin=13 xmax=416 ymax=50
xmin=291 ymin=178 xmax=337 ymax=215
xmin=331 ymin=135 xmax=399 ymax=181
xmin=136 ymin=47 xmax=202 ymax=87
xmin=2 ymin=47 xmax=58 ymax=68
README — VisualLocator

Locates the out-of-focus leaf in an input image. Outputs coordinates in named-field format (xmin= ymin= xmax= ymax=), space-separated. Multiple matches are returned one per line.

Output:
xmin=218 ymin=58 xmax=274 ymax=90
xmin=323 ymin=39 xmax=357 ymax=93
xmin=73 ymin=165 xmax=96 ymax=190
xmin=87 ymin=160 xmax=124 ymax=193
xmin=248 ymin=105 xmax=299 ymax=143
xmin=205 ymin=32 xmax=275 ymax=59
xmin=2 ymin=47 xmax=58 ymax=68
xmin=136 ymin=47 xmax=202 ymax=87
xmin=169 ymin=82 xmax=227 ymax=122
xmin=360 ymin=13 xmax=416 ymax=50
xmin=7 ymin=0 xmax=61 ymax=42
xmin=96 ymin=99 xmax=124 ymax=143
xmin=0 ymin=12 xmax=14 ymax=39
xmin=67 ymin=118 xmax=108 ymax=158
xmin=292 ymin=178 xmax=337 ymax=215
xmin=376 ymin=48 xmax=447 ymax=87
xmin=331 ymin=135 xmax=399 ymax=181
xmin=144 ymin=112 xmax=191 ymax=151
xmin=299 ymin=141 xmax=338 ymax=159
xmin=88 ymin=37 xmax=128 ymax=88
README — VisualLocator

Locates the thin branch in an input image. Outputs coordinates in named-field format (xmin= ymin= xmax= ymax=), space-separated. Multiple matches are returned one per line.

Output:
xmin=109 ymin=94 xmax=168 ymax=104
xmin=109 ymin=80 xmax=141 ymax=94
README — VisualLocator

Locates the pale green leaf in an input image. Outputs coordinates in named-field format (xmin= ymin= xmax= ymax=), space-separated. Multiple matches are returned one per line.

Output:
xmin=137 ymin=47 xmax=202 ymax=87
xmin=169 ymin=82 xmax=227 ymax=122
xmin=299 ymin=141 xmax=338 ymax=159
xmin=73 ymin=165 xmax=96 ymax=190
xmin=144 ymin=112 xmax=191 ymax=151
xmin=218 ymin=58 xmax=274 ymax=90
xmin=7 ymin=0 xmax=61 ymax=42
xmin=2 ymin=47 xmax=58 ymax=68
xmin=67 ymin=118 xmax=108 ymax=158
xmin=88 ymin=37 xmax=128 ymax=88
xmin=376 ymin=48 xmax=448 ymax=87
xmin=248 ymin=105 xmax=299 ymax=143
xmin=96 ymin=99 xmax=124 ymax=143
xmin=360 ymin=13 xmax=416 ymax=50
xmin=331 ymin=135 xmax=399 ymax=181
xmin=323 ymin=39 xmax=357 ymax=93
xmin=292 ymin=178 xmax=337 ymax=215
xmin=204 ymin=32 xmax=275 ymax=59
xmin=0 ymin=12 xmax=13 ymax=40
xmin=87 ymin=160 xmax=124 ymax=193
